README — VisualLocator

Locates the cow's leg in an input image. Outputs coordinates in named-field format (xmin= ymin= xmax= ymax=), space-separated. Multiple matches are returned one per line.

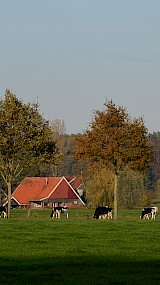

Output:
xmin=50 ymin=210 xmax=54 ymax=219
xmin=57 ymin=210 xmax=61 ymax=218
xmin=151 ymin=212 xmax=153 ymax=220
xmin=145 ymin=214 xmax=149 ymax=220
xmin=3 ymin=211 xmax=7 ymax=218
xmin=54 ymin=210 xmax=59 ymax=218
xmin=151 ymin=211 xmax=156 ymax=220
xmin=108 ymin=212 xmax=112 ymax=219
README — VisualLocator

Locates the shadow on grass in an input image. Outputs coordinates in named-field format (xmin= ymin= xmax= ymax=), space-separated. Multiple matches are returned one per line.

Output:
xmin=0 ymin=255 xmax=160 ymax=285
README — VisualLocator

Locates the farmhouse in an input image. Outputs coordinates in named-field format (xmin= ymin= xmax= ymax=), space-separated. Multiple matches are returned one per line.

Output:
xmin=11 ymin=176 xmax=85 ymax=208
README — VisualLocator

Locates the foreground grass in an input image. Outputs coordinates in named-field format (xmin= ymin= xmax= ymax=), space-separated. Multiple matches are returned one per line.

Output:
xmin=0 ymin=209 xmax=160 ymax=284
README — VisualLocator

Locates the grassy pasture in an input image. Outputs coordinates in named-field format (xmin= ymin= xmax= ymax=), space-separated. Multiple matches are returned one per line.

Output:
xmin=0 ymin=208 xmax=160 ymax=285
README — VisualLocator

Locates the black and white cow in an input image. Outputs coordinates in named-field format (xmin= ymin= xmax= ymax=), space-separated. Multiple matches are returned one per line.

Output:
xmin=0 ymin=206 xmax=7 ymax=218
xmin=140 ymin=206 xmax=158 ymax=220
xmin=151 ymin=206 xmax=158 ymax=217
xmin=50 ymin=206 xmax=68 ymax=219
xmin=94 ymin=206 xmax=112 ymax=220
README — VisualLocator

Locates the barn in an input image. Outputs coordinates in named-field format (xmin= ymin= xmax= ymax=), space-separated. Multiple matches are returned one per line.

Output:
xmin=11 ymin=176 xmax=85 ymax=208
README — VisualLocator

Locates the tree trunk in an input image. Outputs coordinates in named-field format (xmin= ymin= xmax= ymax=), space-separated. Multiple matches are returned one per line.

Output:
xmin=114 ymin=173 xmax=118 ymax=220
xmin=7 ymin=181 xmax=12 ymax=220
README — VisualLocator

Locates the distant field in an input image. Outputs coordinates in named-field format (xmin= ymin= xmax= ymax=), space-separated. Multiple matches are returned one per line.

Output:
xmin=0 ymin=208 xmax=160 ymax=285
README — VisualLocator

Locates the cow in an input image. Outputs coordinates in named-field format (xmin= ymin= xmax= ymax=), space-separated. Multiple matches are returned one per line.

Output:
xmin=50 ymin=206 xmax=69 ymax=219
xmin=151 ymin=206 xmax=158 ymax=217
xmin=0 ymin=206 xmax=7 ymax=218
xmin=94 ymin=206 xmax=112 ymax=220
xmin=140 ymin=206 xmax=158 ymax=220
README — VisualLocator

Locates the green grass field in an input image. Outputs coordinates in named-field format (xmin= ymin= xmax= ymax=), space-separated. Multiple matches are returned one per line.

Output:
xmin=0 ymin=208 xmax=160 ymax=285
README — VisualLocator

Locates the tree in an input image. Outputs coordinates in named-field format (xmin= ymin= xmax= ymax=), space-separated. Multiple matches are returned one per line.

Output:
xmin=118 ymin=166 xmax=145 ymax=209
xmin=0 ymin=90 xmax=61 ymax=219
xmin=74 ymin=100 xmax=153 ymax=219
xmin=50 ymin=119 xmax=66 ymax=138
xmin=85 ymin=166 xmax=114 ymax=207
xmin=155 ymin=178 xmax=160 ymax=201
xmin=49 ymin=131 xmax=87 ymax=177
xmin=148 ymin=132 xmax=160 ymax=188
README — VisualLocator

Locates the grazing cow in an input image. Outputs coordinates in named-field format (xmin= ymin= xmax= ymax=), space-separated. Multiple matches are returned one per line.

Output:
xmin=151 ymin=206 xmax=158 ymax=217
xmin=0 ymin=206 xmax=7 ymax=218
xmin=50 ymin=206 xmax=69 ymax=219
xmin=94 ymin=206 xmax=112 ymax=220
xmin=140 ymin=206 xmax=158 ymax=220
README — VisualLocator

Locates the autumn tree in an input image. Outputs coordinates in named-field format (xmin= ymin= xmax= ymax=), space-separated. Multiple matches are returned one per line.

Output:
xmin=147 ymin=132 xmax=160 ymax=188
xmin=0 ymin=90 xmax=61 ymax=219
xmin=74 ymin=100 xmax=153 ymax=219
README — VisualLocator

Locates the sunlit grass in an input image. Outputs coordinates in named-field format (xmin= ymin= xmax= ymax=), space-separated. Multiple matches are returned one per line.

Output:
xmin=0 ymin=208 xmax=160 ymax=284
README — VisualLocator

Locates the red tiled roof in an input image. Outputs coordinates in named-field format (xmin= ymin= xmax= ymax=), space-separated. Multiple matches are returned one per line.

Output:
xmin=12 ymin=177 xmax=62 ymax=204
xmin=11 ymin=176 xmax=84 ymax=205
xmin=65 ymin=176 xmax=76 ymax=183
xmin=70 ymin=177 xmax=83 ymax=189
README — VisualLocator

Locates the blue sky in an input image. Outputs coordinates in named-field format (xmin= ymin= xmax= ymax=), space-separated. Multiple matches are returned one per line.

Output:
xmin=1 ymin=0 xmax=160 ymax=134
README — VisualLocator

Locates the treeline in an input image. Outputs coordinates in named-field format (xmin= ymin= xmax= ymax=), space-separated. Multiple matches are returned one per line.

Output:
xmin=48 ymin=113 xmax=160 ymax=210
xmin=1 ymin=92 xmax=160 ymax=211
xmin=49 ymin=128 xmax=160 ymax=210
xmin=5 ymin=122 xmax=160 ymax=210
xmin=12 ymin=120 xmax=159 ymax=210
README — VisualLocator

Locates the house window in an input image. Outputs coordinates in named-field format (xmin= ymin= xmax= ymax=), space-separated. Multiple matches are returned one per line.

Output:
xmin=74 ymin=200 xmax=78 ymax=205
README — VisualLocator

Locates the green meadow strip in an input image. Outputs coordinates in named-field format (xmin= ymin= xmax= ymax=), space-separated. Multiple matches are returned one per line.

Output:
xmin=0 ymin=209 xmax=160 ymax=285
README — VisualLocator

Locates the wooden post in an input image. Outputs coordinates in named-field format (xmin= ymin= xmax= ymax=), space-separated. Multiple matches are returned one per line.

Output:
xmin=7 ymin=181 xmax=12 ymax=220
xmin=114 ymin=173 xmax=118 ymax=220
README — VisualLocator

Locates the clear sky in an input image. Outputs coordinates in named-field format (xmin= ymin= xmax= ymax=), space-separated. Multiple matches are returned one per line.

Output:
xmin=0 ymin=0 xmax=160 ymax=134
